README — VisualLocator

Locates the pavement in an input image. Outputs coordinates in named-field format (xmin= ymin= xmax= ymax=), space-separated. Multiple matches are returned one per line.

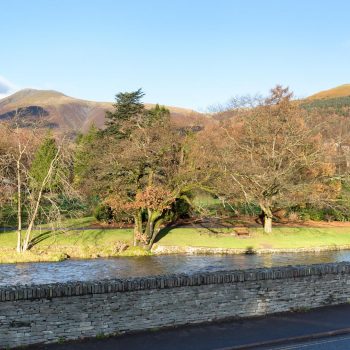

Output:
xmin=26 ymin=304 xmax=350 ymax=350
xmin=266 ymin=334 xmax=350 ymax=349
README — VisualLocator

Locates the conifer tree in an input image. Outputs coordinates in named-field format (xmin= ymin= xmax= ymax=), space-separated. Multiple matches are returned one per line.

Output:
xmin=104 ymin=88 xmax=145 ymax=137
xmin=29 ymin=136 xmax=59 ymax=191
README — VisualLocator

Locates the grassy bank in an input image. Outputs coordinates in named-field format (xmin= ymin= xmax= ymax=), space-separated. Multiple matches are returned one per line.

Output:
xmin=0 ymin=217 xmax=144 ymax=263
xmin=156 ymin=226 xmax=350 ymax=250
xmin=1 ymin=217 xmax=350 ymax=263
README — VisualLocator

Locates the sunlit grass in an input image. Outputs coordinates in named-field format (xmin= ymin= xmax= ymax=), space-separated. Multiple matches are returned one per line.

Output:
xmin=0 ymin=217 xmax=136 ymax=262
xmin=155 ymin=227 xmax=350 ymax=250
xmin=1 ymin=217 xmax=350 ymax=263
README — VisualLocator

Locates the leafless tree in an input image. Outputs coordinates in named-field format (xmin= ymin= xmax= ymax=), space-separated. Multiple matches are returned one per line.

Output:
xmin=210 ymin=86 xmax=337 ymax=232
xmin=0 ymin=113 xmax=78 ymax=252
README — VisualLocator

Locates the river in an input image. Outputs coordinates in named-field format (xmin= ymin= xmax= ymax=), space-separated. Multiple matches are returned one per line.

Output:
xmin=1 ymin=250 xmax=350 ymax=286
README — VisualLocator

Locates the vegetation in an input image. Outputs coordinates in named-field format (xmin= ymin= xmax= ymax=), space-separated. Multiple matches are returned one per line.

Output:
xmin=197 ymin=86 xmax=339 ymax=233
xmin=2 ymin=85 xmax=350 ymax=261
xmin=156 ymin=226 xmax=350 ymax=250
xmin=1 ymin=217 xmax=350 ymax=263
xmin=75 ymin=89 xmax=211 ymax=249
xmin=0 ymin=119 xmax=80 ymax=253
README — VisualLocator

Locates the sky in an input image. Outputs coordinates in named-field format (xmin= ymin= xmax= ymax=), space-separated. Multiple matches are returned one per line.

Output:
xmin=1 ymin=0 xmax=350 ymax=110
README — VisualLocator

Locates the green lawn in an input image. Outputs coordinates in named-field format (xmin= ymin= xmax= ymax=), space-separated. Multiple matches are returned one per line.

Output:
xmin=1 ymin=217 xmax=350 ymax=263
xmin=0 ymin=217 xmax=139 ymax=263
xmin=155 ymin=227 xmax=350 ymax=250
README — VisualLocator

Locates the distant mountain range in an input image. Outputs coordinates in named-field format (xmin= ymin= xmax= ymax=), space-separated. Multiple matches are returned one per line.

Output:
xmin=0 ymin=89 xmax=206 ymax=134
xmin=1 ymin=85 xmax=350 ymax=134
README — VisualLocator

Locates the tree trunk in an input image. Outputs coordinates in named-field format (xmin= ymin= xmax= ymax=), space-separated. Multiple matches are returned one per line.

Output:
xmin=144 ymin=220 xmax=153 ymax=243
xmin=264 ymin=215 xmax=272 ymax=233
xmin=259 ymin=201 xmax=273 ymax=234
xmin=21 ymin=145 xmax=61 ymax=252
xmin=144 ymin=208 xmax=153 ymax=241
xmin=133 ymin=211 xmax=143 ymax=246
xmin=147 ymin=218 xmax=163 ymax=250
xmin=22 ymin=187 xmax=44 ymax=251
xmin=16 ymin=159 xmax=22 ymax=253
xmin=145 ymin=210 xmax=162 ymax=246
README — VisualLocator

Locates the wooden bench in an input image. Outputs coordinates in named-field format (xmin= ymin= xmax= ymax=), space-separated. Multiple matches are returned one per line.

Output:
xmin=233 ymin=227 xmax=250 ymax=237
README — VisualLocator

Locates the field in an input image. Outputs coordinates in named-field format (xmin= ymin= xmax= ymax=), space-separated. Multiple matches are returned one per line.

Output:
xmin=1 ymin=217 xmax=350 ymax=263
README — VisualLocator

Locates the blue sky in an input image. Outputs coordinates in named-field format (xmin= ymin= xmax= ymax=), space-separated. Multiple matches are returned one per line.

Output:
xmin=1 ymin=0 xmax=350 ymax=110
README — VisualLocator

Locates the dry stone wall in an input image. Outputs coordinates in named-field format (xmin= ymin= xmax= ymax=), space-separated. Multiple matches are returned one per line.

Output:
xmin=1 ymin=262 xmax=350 ymax=348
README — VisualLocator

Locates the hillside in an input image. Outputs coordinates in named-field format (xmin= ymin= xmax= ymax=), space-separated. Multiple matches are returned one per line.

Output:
xmin=303 ymin=84 xmax=350 ymax=117
xmin=0 ymin=89 xmax=208 ymax=133
xmin=308 ymin=84 xmax=350 ymax=100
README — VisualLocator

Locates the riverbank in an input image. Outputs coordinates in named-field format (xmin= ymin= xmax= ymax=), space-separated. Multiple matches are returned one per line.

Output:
xmin=1 ymin=217 xmax=350 ymax=263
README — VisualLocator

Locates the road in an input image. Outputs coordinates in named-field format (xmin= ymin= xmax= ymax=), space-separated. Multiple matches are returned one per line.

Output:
xmin=267 ymin=334 xmax=350 ymax=349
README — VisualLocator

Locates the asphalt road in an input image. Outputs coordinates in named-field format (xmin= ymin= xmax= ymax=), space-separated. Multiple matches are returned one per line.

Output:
xmin=267 ymin=334 xmax=350 ymax=349
xmin=26 ymin=304 xmax=350 ymax=350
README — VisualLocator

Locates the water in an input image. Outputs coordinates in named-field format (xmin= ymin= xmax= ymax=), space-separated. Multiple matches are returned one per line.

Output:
xmin=1 ymin=250 xmax=350 ymax=286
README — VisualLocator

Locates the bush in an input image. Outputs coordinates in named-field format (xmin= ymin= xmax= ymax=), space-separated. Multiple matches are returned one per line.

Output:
xmin=57 ymin=196 xmax=87 ymax=215
xmin=291 ymin=205 xmax=350 ymax=222
xmin=93 ymin=204 xmax=114 ymax=222
xmin=288 ymin=212 xmax=300 ymax=222
xmin=323 ymin=208 xmax=350 ymax=222
xmin=172 ymin=198 xmax=191 ymax=219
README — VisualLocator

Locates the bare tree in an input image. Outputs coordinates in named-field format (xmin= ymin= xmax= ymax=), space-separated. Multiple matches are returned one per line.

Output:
xmin=0 ymin=114 xmax=78 ymax=252
xmin=211 ymin=86 xmax=337 ymax=232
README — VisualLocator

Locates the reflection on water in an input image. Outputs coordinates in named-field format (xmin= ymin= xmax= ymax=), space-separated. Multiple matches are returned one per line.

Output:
xmin=0 ymin=250 xmax=349 ymax=286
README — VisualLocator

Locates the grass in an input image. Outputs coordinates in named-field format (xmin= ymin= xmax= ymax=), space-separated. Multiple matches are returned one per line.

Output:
xmin=155 ymin=226 xmax=350 ymax=250
xmin=0 ymin=217 xmax=142 ymax=263
xmin=1 ymin=217 xmax=350 ymax=263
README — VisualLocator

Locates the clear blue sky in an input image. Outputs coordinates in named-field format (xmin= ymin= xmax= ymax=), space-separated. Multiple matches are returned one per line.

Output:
xmin=1 ymin=0 xmax=350 ymax=110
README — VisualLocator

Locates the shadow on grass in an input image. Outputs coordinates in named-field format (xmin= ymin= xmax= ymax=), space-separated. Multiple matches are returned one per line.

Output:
xmin=28 ymin=229 xmax=69 ymax=249
xmin=154 ymin=226 xmax=173 ymax=243
xmin=34 ymin=217 xmax=96 ymax=233
xmin=154 ymin=220 xmax=235 ymax=244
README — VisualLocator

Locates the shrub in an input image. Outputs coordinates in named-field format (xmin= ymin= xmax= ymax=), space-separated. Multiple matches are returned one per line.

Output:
xmin=93 ymin=204 xmax=114 ymax=222
xmin=288 ymin=212 xmax=299 ymax=222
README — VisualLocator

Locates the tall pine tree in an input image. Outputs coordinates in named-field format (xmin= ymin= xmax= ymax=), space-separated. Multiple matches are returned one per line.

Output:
xmin=104 ymin=88 xmax=145 ymax=137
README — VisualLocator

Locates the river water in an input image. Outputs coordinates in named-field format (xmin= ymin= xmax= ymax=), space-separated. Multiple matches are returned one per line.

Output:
xmin=1 ymin=250 xmax=350 ymax=286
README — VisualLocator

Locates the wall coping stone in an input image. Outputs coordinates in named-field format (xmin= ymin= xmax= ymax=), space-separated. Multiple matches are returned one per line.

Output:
xmin=1 ymin=261 xmax=350 ymax=302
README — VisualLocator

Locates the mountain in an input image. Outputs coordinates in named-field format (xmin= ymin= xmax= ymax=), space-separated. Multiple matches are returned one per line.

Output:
xmin=0 ymin=89 xmax=207 ymax=134
xmin=303 ymin=85 xmax=350 ymax=118
xmin=308 ymin=84 xmax=350 ymax=100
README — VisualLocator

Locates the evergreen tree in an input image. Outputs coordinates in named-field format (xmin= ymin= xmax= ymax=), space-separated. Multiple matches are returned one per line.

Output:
xmin=74 ymin=124 xmax=99 ymax=186
xmin=146 ymin=104 xmax=170 ymax=126
xmin=104 ymin=88 xmax=145 ymax=137
xmin=29 ymin=137 xmax=59 ymax=191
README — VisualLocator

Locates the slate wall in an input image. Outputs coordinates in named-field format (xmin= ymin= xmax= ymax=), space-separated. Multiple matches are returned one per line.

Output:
xmin=1 ymin=262 xmax=350 ymax=348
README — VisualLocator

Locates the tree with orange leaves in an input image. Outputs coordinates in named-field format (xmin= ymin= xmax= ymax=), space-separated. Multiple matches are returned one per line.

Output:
xmin=211 ymin=86 xmax=339 ymax=232
xmin=78 ymin=91 xmax=210 ymax=248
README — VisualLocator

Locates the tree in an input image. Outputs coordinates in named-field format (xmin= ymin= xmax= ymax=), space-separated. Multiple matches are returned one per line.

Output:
xmin=103 ymin=122 xmax=188 ymax=247
xmin=211 ymin=86 xmax=337 ymax=232
xmin=0 ymin=117 xmax=78 ymax=252
xmin=0 ymin=126 xmax=23 ymax=227
xmin=29 ymin=136 xmax=60 ymax=191
xmin=146 ymin=104 xmax=170 ymax=126
xmin=74 ymin=124 xmax=100 ymax=191
xmin=104 ymin=88 xmax=145 ymax=137
xmin=76 ymin=90 xmax=210 ymax=248
xmin=20 ymin=136 xmax=63 ymax=251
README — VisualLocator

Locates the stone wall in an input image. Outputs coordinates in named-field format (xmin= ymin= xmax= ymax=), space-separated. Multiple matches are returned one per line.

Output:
xmin=1 ymin=262 xmax=350 ymax=348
